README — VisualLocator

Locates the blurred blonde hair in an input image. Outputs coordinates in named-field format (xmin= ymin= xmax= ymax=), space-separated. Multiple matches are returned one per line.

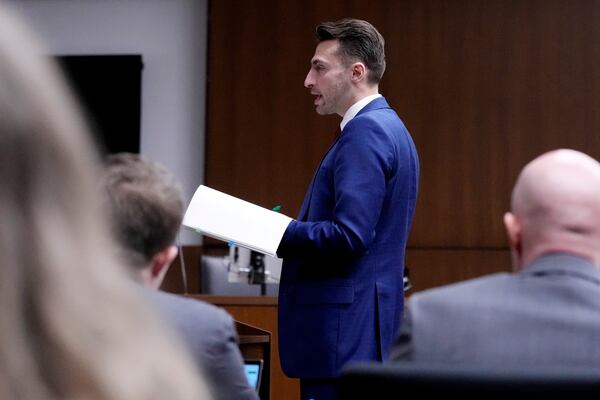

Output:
xmin=0 ymin=3 xmax=212 ymax=399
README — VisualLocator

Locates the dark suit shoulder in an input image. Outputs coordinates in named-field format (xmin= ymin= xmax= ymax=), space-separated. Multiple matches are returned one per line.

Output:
xmin=148 ymin=290 xmax=235 ymax=337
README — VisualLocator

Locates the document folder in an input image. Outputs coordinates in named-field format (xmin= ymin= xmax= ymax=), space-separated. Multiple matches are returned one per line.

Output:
xmin=182 ymin=185 xmax=292 ymax=257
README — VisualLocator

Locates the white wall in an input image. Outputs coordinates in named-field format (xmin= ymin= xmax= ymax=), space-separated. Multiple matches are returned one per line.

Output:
xmin=11 ymin=0 xmax=207 ymax=244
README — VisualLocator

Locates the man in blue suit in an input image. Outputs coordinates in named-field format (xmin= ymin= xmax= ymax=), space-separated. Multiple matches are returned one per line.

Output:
xmin=276 ymin=18 xmax=420 ymax=400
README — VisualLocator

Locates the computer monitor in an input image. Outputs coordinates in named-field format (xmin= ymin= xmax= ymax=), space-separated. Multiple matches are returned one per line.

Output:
xmin=244 ymin=359 xmax=263 ymax=392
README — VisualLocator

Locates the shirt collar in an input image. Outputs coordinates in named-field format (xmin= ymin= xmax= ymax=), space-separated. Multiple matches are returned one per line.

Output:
xmin=522 ymin=252 xmax=600 ymax=285
xmin=340 ymin=94 xmax=382 ymax=131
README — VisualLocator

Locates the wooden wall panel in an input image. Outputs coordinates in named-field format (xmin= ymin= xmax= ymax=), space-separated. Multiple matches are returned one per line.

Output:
xmin=387 ymin=0 xmax=600 ymax=248
xmin=207 ymin=0 xmax=600 ymax=285
xmin=406 ymin=248 xmax=511 ymax=293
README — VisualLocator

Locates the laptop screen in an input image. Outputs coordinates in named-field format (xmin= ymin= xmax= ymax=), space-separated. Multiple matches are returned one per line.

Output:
xmin=244 ymin=360 xmax=263 ymax=391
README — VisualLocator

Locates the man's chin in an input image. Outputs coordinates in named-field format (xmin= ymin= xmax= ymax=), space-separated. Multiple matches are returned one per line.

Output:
xmin=315 ymin=106 xmax=332 ymax=116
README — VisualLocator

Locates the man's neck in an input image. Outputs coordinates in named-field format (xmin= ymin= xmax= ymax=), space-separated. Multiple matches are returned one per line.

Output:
xmin=138 ymin=267 xmax=162 ymax=289
xmin=360 ymin=85 xmax=379 ymax=98
xmin=340 ymin=92 xmax=382 ymax=130
xmin=339 ymin=85 xmax=379 ymax=116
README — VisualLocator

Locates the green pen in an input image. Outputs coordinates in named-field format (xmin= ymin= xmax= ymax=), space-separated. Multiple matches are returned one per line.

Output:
xmin=272 ymin=205 xmax=281 ymax=212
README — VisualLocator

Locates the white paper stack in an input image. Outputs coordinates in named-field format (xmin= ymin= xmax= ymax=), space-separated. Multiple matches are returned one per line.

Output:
xmin=182 ymin=185 xmax=292 ymax=257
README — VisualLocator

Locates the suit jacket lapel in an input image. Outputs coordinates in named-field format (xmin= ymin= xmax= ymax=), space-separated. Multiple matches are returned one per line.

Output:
xmin=298 ymin=131 xmax=343 ymax=221
xmin=298 ymin=97 xmax=390 ymax=221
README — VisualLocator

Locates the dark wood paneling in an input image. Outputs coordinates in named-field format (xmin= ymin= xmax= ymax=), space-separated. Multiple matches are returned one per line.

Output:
xmin=207 ymin=0 xmax=600 ymax=285
xmin=406 ymin=248 xmax=511 ymax=293
xmin=388 ymin=0 xmax=600 ymax=248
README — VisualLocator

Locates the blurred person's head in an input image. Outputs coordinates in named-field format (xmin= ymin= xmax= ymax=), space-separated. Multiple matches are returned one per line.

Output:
xmin=101 ymin=152 xmax=184 ymax=289
xmin=0 ymin=3 xmax=211 ymax=399
xmin=504 ymin=149 xmax=600 ymax=271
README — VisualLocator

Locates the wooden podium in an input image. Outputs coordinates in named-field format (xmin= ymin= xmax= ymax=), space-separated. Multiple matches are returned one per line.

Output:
xmin=190 ymin=295 xmax=300 ymax=400
xmin=236 ymin=320 xmax=271 ymax=399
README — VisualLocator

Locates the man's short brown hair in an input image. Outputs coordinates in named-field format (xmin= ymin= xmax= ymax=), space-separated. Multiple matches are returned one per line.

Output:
xmin=101 ymin=153 xmax=184 ymax=268
xmin=316 ymin=18 xmax=386 ymax=84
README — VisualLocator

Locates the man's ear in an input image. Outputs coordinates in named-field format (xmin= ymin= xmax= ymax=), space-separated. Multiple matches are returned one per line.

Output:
xmin=504 ymin=212 xmax=520 ymax=247
xmin=350 ymin=62 xmax=367 ymax=83
xmin=504 ymin=212 xmax=523 ymax=269
xmin=149 ymin=245 xmax=178 ymax=289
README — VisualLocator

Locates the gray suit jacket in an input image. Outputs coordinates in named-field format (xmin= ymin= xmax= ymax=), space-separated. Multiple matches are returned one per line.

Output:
xmin=148 ymin=289 xmax=259 ymax=400
xmin=391 ymin=253 xmax=600 ymax=367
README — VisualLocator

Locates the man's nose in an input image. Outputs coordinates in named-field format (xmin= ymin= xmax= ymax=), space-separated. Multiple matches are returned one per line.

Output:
xmin=304 ymin=70 xmax=314 ymax=88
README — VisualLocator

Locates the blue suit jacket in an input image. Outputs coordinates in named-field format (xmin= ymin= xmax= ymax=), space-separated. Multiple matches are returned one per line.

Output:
xmin=277 ymin=97 xmax=419 ymax=378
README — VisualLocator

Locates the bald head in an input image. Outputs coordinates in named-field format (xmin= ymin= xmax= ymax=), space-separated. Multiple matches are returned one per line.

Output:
xmin=505 ymin=149 xmax=600 ymax=269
